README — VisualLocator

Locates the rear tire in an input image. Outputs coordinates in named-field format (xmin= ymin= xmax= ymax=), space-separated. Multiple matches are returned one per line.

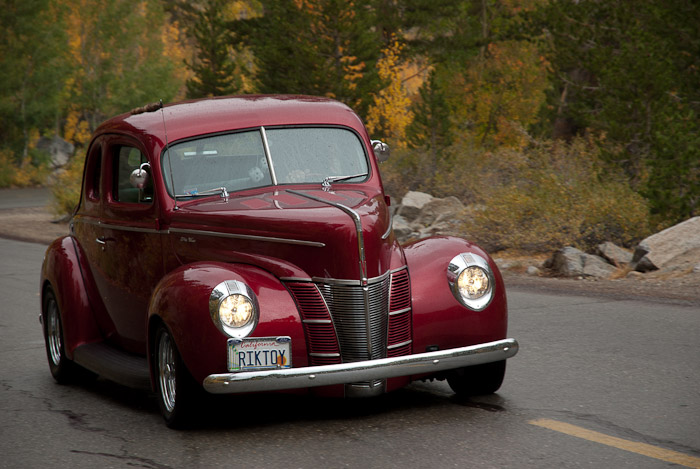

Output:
xmin=42 ymin=288 xmax=83 ymax=383
xmin=154 ymin=324 xmax=199 ymax=428
xmin=447 ymin=360 xmax=506 ymax=396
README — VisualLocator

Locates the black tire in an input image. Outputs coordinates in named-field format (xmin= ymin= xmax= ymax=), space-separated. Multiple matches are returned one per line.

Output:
xmin=447 ymin=360 xmax=506 ymax=396
xmin=153 ymin=324 xmax=199 ymax=428
xmin=42 ymin=288 xmax=84 ymax=383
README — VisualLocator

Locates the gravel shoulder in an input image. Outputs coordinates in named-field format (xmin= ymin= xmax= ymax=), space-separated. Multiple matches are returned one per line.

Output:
xmin=1 ymin=205 xmax=697 ymax=307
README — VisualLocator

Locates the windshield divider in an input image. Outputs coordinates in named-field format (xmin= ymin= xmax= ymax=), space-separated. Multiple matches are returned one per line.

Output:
xmin=259 ymin=126 xmax=277 ymax=185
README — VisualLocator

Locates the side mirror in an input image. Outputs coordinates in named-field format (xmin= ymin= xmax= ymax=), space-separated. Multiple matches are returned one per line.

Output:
xmin=130 ymin=162 xmax=150 ymax=189
xmin=371 ymin=140 xmax=390 ymax=163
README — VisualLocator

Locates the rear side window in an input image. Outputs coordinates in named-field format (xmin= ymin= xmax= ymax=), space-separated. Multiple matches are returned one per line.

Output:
xmin=113 ymin=146 xmax=152 ymax=204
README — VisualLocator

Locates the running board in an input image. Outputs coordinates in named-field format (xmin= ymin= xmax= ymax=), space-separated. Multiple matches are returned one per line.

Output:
xmin=73 ymin=342 xmax=151 ymax=390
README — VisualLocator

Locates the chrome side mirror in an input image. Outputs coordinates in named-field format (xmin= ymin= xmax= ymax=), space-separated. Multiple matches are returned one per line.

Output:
xmin=371 ymin=140 xmax=390 ymax=163
xmin=130 ymin=162 xmax=150 ymax=189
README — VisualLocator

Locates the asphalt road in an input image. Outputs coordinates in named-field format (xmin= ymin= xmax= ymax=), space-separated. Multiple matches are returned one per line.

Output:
xmin=1 ymin=237 xmax=698 ymax=468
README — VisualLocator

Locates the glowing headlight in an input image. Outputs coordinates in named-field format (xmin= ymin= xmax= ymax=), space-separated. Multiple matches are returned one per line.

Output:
xmin=447 ymin=253 xmax=495 ymax=310
xmin=210 ymin=280 xmax=259 ymax=337
xmin=457 ymin=266 xmax=490 ymax=300
xmin=219 ymin=294 xmax=254 ymax=328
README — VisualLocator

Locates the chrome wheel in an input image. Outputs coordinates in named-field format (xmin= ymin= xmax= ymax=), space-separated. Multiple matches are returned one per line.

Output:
xmin=46 ymin=297 xmax=62 ymax=366
xmin=158 ymin=331 xmax=177 ymax=414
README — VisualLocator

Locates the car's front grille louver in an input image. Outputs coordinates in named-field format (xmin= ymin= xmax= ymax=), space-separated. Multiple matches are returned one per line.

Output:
xmin=286 ymin=268 xmax=412 ymax=369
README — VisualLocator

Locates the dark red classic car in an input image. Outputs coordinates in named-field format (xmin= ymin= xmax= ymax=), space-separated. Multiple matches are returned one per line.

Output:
xmin=40 ymin=95 xmax=518 ymax=427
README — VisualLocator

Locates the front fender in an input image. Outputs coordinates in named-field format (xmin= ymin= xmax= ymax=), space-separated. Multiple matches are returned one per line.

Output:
xmin=403 ymin=236 xmax=508 ymax=354
xmin=147 ymin=261 xmax=307 ymax=384
xmin=40 ymin=237 xmax=102 ymax=359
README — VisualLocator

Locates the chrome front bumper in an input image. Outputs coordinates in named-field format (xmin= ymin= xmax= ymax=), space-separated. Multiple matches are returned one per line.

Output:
xmin=203 ymin=338 xmax=518 ymax=394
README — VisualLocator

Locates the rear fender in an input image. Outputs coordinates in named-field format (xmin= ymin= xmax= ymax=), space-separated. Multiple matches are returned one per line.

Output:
xmin=147 ymin=261 xmax=307 ymax=384
xmin=403 ymin=236 xmax=508 ymax=354
xmin=40 ymin=237 xmax=102 ymax=358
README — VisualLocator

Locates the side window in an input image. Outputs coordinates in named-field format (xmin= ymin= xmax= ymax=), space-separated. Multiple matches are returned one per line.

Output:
xmin=86 ymin=143 xmax=102 ymax=201
xmin=113 ymin=146 xmax=152 ymax=204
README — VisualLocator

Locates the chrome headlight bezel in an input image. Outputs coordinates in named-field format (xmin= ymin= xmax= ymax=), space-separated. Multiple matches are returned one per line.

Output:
xmin=447 ymin=253 xmax=495 ymax=311
xmin=209 ymin=280 xmax=259 ymax=338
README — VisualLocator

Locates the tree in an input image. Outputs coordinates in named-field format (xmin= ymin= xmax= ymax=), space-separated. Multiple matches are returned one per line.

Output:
xmin=240 ymin=0 xmax=383 ymax=115
xmin=62 ymin=0 xmax=183 ymax=144
xmin=0 ymin=0 xmax=67 ymax=159
xmin=533 ymin=0 xmax=700 ymax=221
xmin=185 ymin=0 xmax=245 ymax=98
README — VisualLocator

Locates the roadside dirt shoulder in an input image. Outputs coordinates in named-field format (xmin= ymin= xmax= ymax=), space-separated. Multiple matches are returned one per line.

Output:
xmin=0 ymin=207 xmax=69 ymax=245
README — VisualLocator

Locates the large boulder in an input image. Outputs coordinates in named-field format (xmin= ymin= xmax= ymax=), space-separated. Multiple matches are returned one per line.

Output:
xmin=396 ymin=191 xmax=434 ymax=222
xmin=414 ymin=196 xmax=466 ymax=227
xmin=35 ymin=136 xmax=74 ymax=168
xmin=632 ymin=217 xmax=700 ymax=272
xmin=545 ymin=246 xmax=616 ymax=278
xmin=596 ymin=241 xmax=633 ymax=267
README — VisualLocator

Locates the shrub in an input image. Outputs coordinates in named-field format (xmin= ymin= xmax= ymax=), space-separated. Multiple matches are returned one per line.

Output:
xmin=461 ymin=138 xmax=652 ymax=252
xmin=50 ymin=153 xmax=85 ymax=217
xmin=381 ymin=136 xmax=652 ymax=253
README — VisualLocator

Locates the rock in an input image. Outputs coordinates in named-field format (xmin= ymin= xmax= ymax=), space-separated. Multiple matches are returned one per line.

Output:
xmin=632 ymin=217 xmax=700 ymax=272
xmin=547 ymin=246 xmax=616 ymax=278
xmin=36 ymin=136 xmax=74 ymax=168
xmin=596 ymin=241 xmax=632 ymax=267
xmin=693 ymin=264 xmax=700 ymax=274
xmin=526 ymin=266 xmax=541 ymax=276
xmin=547 ymin=247 xmax=585 ymax=276
xmin=581 ymin=254 xmax=617 ymax=278
xmin=392 ymin=214 xmax=415 ymax=240
xmin=397 ymin=191 xmax=434 ymax=222
xmin=626 ymin=271 xmax=644 ymax=279
xmin=414 ymin=196 xmax=465 ymax=227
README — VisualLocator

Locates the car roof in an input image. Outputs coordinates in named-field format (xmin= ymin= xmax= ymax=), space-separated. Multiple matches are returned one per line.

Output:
xmin=95 ymin=95 xmax=367 ymax=146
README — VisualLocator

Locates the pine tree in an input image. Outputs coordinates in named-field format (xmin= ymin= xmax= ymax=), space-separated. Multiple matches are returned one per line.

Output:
xmin=185 ymin=0 xmax=243 ymax=98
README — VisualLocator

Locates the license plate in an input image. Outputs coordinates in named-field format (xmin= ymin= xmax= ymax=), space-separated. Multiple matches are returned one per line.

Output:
xmin=227 ymin=336 xmax=292 ymax=372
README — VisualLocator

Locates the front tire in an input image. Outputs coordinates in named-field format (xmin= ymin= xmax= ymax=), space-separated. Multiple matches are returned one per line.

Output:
xmin=154 ymin=325 xmax=199 ymax=428
xmin=42 ymin=288 xmax=83 ymax=383
xmin=447 ymin=360 xmax=506 ymax=396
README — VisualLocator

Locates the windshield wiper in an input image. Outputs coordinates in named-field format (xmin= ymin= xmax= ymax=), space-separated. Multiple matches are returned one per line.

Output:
xmin=322 ymin=173 xmax=368 ymax=189
xmin=175 ymin=186 xmax=229 ymax=199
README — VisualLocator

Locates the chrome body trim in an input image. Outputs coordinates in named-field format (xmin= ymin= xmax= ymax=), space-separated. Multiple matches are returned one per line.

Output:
xmin=381 ymin=210 xmax=393 ymax=240
xmin=259 ymin=126 xmax=278 ymax=185
xmin=387 ymin=339 xmax=412 ymax=350
xmin=75 ymin=218 xmax=325 ymax=248
xmin=203 ymin=338 xmax=518 ymax=394
xmin=169 ymin=228 xmax=325 ymax=248
xmin=389 ymin=307 xmax=411 ymax=316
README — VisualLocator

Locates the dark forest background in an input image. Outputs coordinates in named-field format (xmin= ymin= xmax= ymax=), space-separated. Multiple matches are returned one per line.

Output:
xmin=2 ymin=0 xmax=698 ymax=252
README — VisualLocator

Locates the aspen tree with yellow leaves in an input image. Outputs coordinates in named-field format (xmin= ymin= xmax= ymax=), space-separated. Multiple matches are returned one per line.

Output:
xmin=366 ymin=38 xmax=414 ymax=148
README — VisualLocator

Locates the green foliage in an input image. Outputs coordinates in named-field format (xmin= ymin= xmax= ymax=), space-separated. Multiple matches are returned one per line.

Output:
xmin=532 ymin=0 xmax=700 ymax=223
xmin=0 ymin=0 xmax=68 ymax=159
xmin=185 ymin=0 xmax=244 ymax=98
xmin=382 ymin=136 xmax=652 ymax=253
xmin=240 ymin=0 xmax=383 ymax=114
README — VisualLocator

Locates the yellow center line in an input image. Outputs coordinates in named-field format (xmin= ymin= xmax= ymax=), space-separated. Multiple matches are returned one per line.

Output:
xmin=529 ymin=418 xmax=700 ymax=469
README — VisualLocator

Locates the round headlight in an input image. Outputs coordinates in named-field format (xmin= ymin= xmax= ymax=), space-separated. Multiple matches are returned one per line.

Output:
xmin=210 ymin=280 xmax=259 ymax=338
xmin=219 ymin=294 xmax=254 ymax=328
xmin=457 ymin=266 xmax=490 ymax=300
xmin=447 ymin=253 xmax=495 ymax=310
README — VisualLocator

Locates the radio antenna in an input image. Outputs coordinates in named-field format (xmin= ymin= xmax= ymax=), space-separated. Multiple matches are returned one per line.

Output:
xmin=159 ymin=99 xmax=178 ymax=210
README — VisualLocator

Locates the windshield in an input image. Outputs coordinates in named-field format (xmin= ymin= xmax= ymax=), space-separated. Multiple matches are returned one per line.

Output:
xmin=162 ymin=127 xmax=368 ymax=197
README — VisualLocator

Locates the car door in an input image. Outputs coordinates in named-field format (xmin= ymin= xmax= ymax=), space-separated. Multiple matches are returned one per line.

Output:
xmin=92 ymin=136 xmax=164 ymax=354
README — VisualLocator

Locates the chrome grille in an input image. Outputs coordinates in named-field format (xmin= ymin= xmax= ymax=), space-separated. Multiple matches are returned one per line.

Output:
xmin=286 ymin=269 xmax=411 ymax=370
xmin=318 ymin=277 xmax=390 ymax=362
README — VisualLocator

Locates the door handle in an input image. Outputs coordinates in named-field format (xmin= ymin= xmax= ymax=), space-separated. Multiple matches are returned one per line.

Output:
xmin=96 ymin=237 xmax=106 ymax=250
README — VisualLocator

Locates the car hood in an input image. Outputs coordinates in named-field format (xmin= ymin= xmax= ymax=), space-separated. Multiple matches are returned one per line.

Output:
xmin=167 ymin=187 xmax=402 ymax=282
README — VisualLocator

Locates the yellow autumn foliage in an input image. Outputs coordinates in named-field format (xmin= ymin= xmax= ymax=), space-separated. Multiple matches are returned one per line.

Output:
xmin=366 ymin=38 xmax=414 ymax=148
